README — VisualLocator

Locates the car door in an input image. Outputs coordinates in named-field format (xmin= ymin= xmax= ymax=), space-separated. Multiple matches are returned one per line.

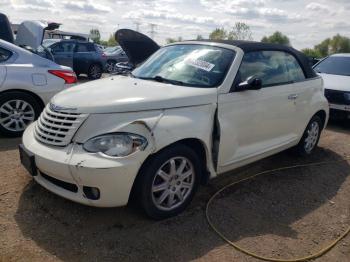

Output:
xmin=73 ymin=43 xmax=94 ymax=73
xmin=217 ymin=50 xmax=305 ymax=173
xmin=50 ymin=42 xmax=75 ymax=68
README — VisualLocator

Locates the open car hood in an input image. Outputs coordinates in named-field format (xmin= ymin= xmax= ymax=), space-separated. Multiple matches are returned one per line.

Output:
xmin=0 ymin=13 xmax=14 ymax=44
xmin=115 ymin=29 xmax=160 ymax=66
xmin=16 ymin=21 xmax=60 ymax=50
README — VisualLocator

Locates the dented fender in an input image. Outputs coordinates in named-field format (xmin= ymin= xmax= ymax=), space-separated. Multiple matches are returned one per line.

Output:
xmin=72 ymin=104 xmax=218 ymax=178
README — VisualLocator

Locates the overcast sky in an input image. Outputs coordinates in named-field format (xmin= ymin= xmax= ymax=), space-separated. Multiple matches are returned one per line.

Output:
xmin=1 ymin=0 xmax=349 ymax=49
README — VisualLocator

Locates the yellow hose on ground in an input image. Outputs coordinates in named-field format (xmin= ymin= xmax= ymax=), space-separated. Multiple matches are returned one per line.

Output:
xmin=206 ymin=158 xmax=350 ymax=262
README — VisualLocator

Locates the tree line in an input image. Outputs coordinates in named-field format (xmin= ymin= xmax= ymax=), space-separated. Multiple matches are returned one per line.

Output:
xmin=167 ymin=22 xmax=350 ymax=58
xmin=89 ymin=23 xmax=350 ymax=58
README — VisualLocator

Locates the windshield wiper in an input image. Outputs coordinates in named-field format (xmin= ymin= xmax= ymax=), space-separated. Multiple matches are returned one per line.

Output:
xmin=152 ymin=75 xmax=185 ymax=86
xmin=137 ymin=75 xmax=186 ymax=86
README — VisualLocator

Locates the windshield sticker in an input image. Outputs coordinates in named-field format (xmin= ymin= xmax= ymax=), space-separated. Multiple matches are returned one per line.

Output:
xmin=185 ymin=58 xmax=215 ymax=72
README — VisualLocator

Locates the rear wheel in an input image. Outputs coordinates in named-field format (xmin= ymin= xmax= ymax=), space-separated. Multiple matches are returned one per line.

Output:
xmin=137 ymin=144 xmax=201 ymax=219
xmin=0 ymin=92 xmax=42 ymax=137
xmin=295 ymin=115 xmax=322 ymax=156
xmin=88 ymin=64 xmax=102 ymax=80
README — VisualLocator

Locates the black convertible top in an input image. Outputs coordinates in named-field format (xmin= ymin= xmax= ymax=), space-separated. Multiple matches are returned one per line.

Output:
xmin=192 ymin=40 xmax=317 ymax=79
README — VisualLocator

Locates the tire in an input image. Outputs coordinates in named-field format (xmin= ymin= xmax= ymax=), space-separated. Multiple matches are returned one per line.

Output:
xmin=0 ymin=91 xmax=42 ymax=137
xmin=137 ymin=144 xmax=202 ymax=219
xmin=87 ymin=64 xmax=102 ymax=80
xmin=295 ymin=115 xmax=322 ymax=156
xmin=105 ymin=60 xmax=116 ymax=73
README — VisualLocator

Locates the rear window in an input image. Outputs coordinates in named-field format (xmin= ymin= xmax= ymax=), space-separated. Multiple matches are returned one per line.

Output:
xmin=0 ymin=47 xmax=12 ymax=62
xmin=314 ymin=56 xmax=350 ymax=76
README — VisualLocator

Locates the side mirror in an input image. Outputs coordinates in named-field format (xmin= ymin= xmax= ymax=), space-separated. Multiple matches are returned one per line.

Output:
xmin=237 ymin=76 xmax=262 ymax=91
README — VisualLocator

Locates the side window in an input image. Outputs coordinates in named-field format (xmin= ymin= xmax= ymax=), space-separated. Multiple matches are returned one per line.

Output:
xmin=76 ymin=44 xmax=89 ymax=52
xmin=236 ymin=51 xmax=305 ymax=88
xmin=0 ymin=47 xmax=12 ymax=62
xmin=51 ymin=42 xmax=75 ymax=53
xmin=285 ymin=53 xmax=305 ymax=82
xmin=87 ymin=44 xmax=96 ymax=52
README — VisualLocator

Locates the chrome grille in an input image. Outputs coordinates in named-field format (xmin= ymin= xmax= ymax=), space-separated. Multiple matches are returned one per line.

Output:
xmin=34 ymin=105 xmax=88 ymax=146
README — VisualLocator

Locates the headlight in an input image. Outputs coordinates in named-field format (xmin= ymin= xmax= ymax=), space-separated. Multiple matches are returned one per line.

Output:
xmin=83 ymin=133 xmax=148 ymax=157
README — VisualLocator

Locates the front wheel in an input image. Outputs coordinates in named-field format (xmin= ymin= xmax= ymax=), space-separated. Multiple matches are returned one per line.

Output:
xmin=138 ymin=144 xmax=201 ymax=219
xmin=295 ymin=115 xmax=322 ymax=156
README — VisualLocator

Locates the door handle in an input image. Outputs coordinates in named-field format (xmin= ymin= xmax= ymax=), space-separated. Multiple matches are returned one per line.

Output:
xmin=288 ymin=94 xmax=298 ymax=100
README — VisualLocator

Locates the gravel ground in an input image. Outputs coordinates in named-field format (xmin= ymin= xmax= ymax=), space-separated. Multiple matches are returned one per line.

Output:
xmin=0 ymin=120 xmax=349 ymax=262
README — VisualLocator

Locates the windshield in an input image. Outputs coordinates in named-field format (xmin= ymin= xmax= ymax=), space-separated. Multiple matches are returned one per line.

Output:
xmin=314 ymin=56 xmax=350 ymax=76
xmin=132 ymin=44 xmax=235 ymax=87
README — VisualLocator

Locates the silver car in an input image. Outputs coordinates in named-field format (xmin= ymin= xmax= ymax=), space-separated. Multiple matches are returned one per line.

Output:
xmin=0 ymin=39 xmax=76 ymax=137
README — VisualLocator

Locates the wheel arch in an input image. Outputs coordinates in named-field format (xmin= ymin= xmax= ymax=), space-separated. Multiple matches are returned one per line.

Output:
xmin=128 ymin=137 xmax=211 ymax=204
xmin=0 ymin=89 xmax=45 ymax=110
xmin=314 ymin=109 xmax=327 ymax=129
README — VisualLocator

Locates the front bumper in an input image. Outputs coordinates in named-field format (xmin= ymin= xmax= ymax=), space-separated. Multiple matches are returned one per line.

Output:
xmin=22 ymin=123 xmax=148 ymax=207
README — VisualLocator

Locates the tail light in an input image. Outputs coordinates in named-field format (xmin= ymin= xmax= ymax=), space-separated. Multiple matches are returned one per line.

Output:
xmin=48 ymin=70 xmax=77 ymax=84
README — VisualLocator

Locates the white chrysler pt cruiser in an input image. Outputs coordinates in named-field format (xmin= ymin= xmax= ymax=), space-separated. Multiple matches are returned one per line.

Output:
xmin=20 ymin=31 xmax=329 ymax=219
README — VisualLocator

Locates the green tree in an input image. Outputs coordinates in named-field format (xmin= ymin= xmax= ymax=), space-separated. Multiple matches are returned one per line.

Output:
xmin=314 ymin=35 xmax=350 ymax=57
xmin=196 ymin=34 xmax=204 ymax=40
xmin=89 ymin=28 xmax=101 ymax=44
xmin=314 ymin=38 xmax=331 ymax=57
xmin=329 ymin=34 xmax=350 ymax=53
xmin=166 ymin=36 xmax=183 ymax=44
xmin=228 ymin=22 xmax=253 ymax=41
xmin=261 ymin=31 xmax=290 ymax=46
xmin=209 ymin=28 xmax=227 ymax=40
xmin=301 ymin=48 xmax=322 ymax=58
xmin=107 ymin=34 xmax=118 ymax=46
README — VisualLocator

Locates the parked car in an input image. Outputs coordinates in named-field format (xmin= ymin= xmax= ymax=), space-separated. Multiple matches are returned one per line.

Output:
xmin=46 ymin=40 xmax=106 ymax=80
xmin=20 ymin=37 xmax=328 ymax=219
xmin=313 ymin=54 xmax=350 ymax=121
xmin=0 ymin=39 xmax=76 ymax=137
xmin=104 ymin=47 xmax=128 ymax=73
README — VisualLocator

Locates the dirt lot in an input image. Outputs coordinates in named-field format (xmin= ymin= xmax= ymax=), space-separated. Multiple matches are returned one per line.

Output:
xmin=0 ymin=121 xmax=350 ymax=262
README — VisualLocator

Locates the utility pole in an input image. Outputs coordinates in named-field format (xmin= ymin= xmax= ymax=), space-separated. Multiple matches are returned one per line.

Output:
xmin=134 ymin=22 xmax=141 ymax=32
xmin=149 ymin=23 xmax=157 ymax=39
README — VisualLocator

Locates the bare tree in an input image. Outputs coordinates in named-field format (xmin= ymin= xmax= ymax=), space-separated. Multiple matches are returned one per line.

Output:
xmin=228 ymin=22 xmax=253 ymax=41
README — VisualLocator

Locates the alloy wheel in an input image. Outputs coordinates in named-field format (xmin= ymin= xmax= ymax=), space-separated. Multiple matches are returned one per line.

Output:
xmin=0 ymin=99 xmax=35 ymax=132
xmin=151 ymin=156 xmax=195 ymax=211
xmin=304 ymin=121 xmax=319 ymax=153
xmin=106 ymin=61 xmax=116 ymax=73
xmin=90 ymin=65 xmax=102 ymax=79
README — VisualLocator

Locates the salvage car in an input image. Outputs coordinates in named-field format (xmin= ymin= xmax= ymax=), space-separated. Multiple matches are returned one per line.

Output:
xmin=314 ymin=54 xmax=350 ymax=121
xmin=20 ymin=36 xmax=329 ymax=219
xmin=0 ymin=16 xmax=76 ymax=137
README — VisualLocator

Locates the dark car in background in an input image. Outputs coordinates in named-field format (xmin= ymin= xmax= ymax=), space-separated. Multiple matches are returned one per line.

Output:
xmin=104 ymin=47 xmax=129 ymax=73
xmin=47 ymin=40 xmax=106 ymax=79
